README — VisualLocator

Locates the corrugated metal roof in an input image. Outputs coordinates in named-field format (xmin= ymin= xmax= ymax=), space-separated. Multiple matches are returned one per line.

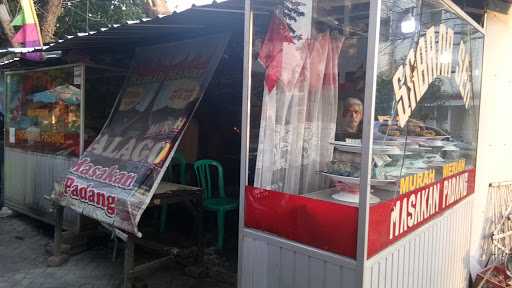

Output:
xmin=45 ymin=0 xmax=244 ymax=52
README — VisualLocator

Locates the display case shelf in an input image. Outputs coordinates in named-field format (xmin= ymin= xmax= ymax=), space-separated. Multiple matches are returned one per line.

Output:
xmin=330 ymin=141 xmax=361 ymax=153
xmin=321 ymin=171 xmax=398 ymax=186
xmin=330 ymin=140 xmax=407 ymax=155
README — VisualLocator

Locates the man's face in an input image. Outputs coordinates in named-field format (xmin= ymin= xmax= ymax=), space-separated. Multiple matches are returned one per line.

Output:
xmin=342 ymin=103 xmax=363 ymax=132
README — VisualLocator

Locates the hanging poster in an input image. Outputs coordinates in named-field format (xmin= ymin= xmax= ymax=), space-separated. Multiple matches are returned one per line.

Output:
xmin=53 ymin=34 xmax=229 ymax=235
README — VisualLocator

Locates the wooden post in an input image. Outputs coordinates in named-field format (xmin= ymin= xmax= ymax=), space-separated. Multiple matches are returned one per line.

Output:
xmin=123 ymin=234 xmax=135 ymax=288
xmin=47 ymin=204 xmax=69 ymax=267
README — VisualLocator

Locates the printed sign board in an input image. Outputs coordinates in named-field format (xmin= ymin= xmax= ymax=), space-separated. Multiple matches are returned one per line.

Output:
xmin=368 ymin=168 xmax=476 ymax=257
xmin=54 ymin=35 xmax=229 ymax=235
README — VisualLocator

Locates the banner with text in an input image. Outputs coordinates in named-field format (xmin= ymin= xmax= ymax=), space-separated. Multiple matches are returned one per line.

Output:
xmin=368 ymin=168 xmax=476 ymax=257
xmin=53 ymin=35 xmax=229 ymax=235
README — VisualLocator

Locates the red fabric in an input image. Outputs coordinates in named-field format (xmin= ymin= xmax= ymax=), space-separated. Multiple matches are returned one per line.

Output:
xmin=258 ymin=15 xmax=294 ymax=93
xmin=367 ymin=169 xmax=476 ymax=257
xmin=245 ymin=186 xmax=358 ymax=258
xmin=245 ymin=170 xmax=475 ymax=259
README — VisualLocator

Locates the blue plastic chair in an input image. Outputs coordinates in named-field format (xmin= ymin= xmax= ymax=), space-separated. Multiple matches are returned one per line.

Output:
xmin=193 ymin=159 xmax=238 ymax=249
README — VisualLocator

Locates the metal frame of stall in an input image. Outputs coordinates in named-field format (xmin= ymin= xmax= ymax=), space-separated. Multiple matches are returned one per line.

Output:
xmin=237 ymin=0 xmax=486 ymax=287
xmin=3 ymin=63 xmax=124 ymax=230
xmin=3 ymin=63 xmax=85 ymax=229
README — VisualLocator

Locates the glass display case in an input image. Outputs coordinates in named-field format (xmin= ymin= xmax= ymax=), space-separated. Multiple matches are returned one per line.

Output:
xmin=241 ymin=0 xmax=485 ymax=285
xmin=246 ymin=0 xmax=372 ymax=258
xmin=3 ymin=63 xmax=123 ymax=225
xmin=5 ymin=65 xmax=82 ymax=157
xmin=367 ymin=0 xmax=484 ymax=257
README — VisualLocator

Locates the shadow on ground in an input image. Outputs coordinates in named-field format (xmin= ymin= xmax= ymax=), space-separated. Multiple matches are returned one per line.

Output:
xmin=0 ymin=213 xmax=236 ymax=288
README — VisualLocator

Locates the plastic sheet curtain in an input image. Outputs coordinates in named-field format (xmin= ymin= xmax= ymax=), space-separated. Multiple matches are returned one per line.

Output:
xmin=254 ymin=14 xmax=344 ymax=195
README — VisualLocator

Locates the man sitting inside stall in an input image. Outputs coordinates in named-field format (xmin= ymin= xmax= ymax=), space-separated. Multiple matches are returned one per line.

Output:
xmin=336 ymin=97 xmax=363 ymax=141
xmin=329 ymin=96 xmax=365 ymax=193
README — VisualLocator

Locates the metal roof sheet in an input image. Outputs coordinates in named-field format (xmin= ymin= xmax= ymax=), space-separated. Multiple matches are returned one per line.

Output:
xmin=45 ymin=0 xmax=244 ymax=52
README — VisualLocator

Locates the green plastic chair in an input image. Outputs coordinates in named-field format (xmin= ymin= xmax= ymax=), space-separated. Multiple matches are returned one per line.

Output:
xmin=193 ymin=159 xmax=238 ymax=250
xmin=160 ymin=152 xmax=187 ymax=232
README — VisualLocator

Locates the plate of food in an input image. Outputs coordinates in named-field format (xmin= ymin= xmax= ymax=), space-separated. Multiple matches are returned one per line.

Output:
xmin=321 ymin=172 xmax=397 ymax=186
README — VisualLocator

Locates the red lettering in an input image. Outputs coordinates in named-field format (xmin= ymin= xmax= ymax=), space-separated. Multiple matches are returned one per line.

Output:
xmin=71 ymin=158 xmax=89 ymax=174
xmin=64 ymin=177 xmax=75 ymax=195
xmin=106 ymin=196 xmax=117 ymax=216
xmin=122 ymin=174 xmax=136 ymax=189
xmin=79 ymin=185 xmax=88 ymax=201
xmin=102 ymin=166 xmax=119 ymax=184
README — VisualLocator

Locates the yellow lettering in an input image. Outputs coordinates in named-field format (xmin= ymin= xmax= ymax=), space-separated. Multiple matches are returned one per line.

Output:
xmin=400 ymin=177 xmax=410 ymax=195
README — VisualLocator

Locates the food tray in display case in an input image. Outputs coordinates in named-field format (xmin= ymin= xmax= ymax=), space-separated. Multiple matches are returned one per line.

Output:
xmin=330 ymin=141 xmax=361 ymax=153
xmin=330 ymin=141 xmax=406 ymax=154
xmin=321 ymin=171 xmax=398 ymax=186
xmin=331 ymin=191 xmax=381 ymax=204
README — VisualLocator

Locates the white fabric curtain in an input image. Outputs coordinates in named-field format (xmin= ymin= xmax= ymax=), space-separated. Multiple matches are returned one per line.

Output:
xmin=255 ymin=30 xmax=344 ymax=195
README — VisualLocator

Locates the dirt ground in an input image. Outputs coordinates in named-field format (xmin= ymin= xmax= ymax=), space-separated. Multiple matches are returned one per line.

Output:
xmin=0 ymin=212 xmax=237 ymax=288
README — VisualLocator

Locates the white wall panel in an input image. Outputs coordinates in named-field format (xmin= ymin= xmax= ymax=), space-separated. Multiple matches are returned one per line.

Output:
xmin=5 ymin=147 xmax=78 ymax=227
xmin=240 ymin=229 xmax=358 ymax=288
xmin=471 ymin=9 xmax=512 ymax=276
xmin=365 ymin=198 xmax=473 ymax=288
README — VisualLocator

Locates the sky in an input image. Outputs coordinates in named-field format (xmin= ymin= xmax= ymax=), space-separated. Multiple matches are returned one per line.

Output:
xmin=166 ymin=0 xmax=219 ymax=12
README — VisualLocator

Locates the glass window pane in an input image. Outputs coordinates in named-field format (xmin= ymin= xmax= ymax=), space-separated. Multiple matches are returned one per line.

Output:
xmin=368 ymin=0 xmax=484 ymax=257
xmin=246 ymin=0 xmax=371 ymax=258
xmin=5 ymin=66 xmax=82 ymax=157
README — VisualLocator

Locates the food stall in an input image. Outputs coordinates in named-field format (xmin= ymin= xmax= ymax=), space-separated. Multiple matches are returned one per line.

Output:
xmin=238 ymin=0 xmax=484 ymax=287
xmin=3 ymin=63 xmax=122 ymax=227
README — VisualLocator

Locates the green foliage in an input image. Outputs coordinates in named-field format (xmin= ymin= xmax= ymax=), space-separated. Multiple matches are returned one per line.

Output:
xmin=55 ymin=0 xmax=147 ymax=38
